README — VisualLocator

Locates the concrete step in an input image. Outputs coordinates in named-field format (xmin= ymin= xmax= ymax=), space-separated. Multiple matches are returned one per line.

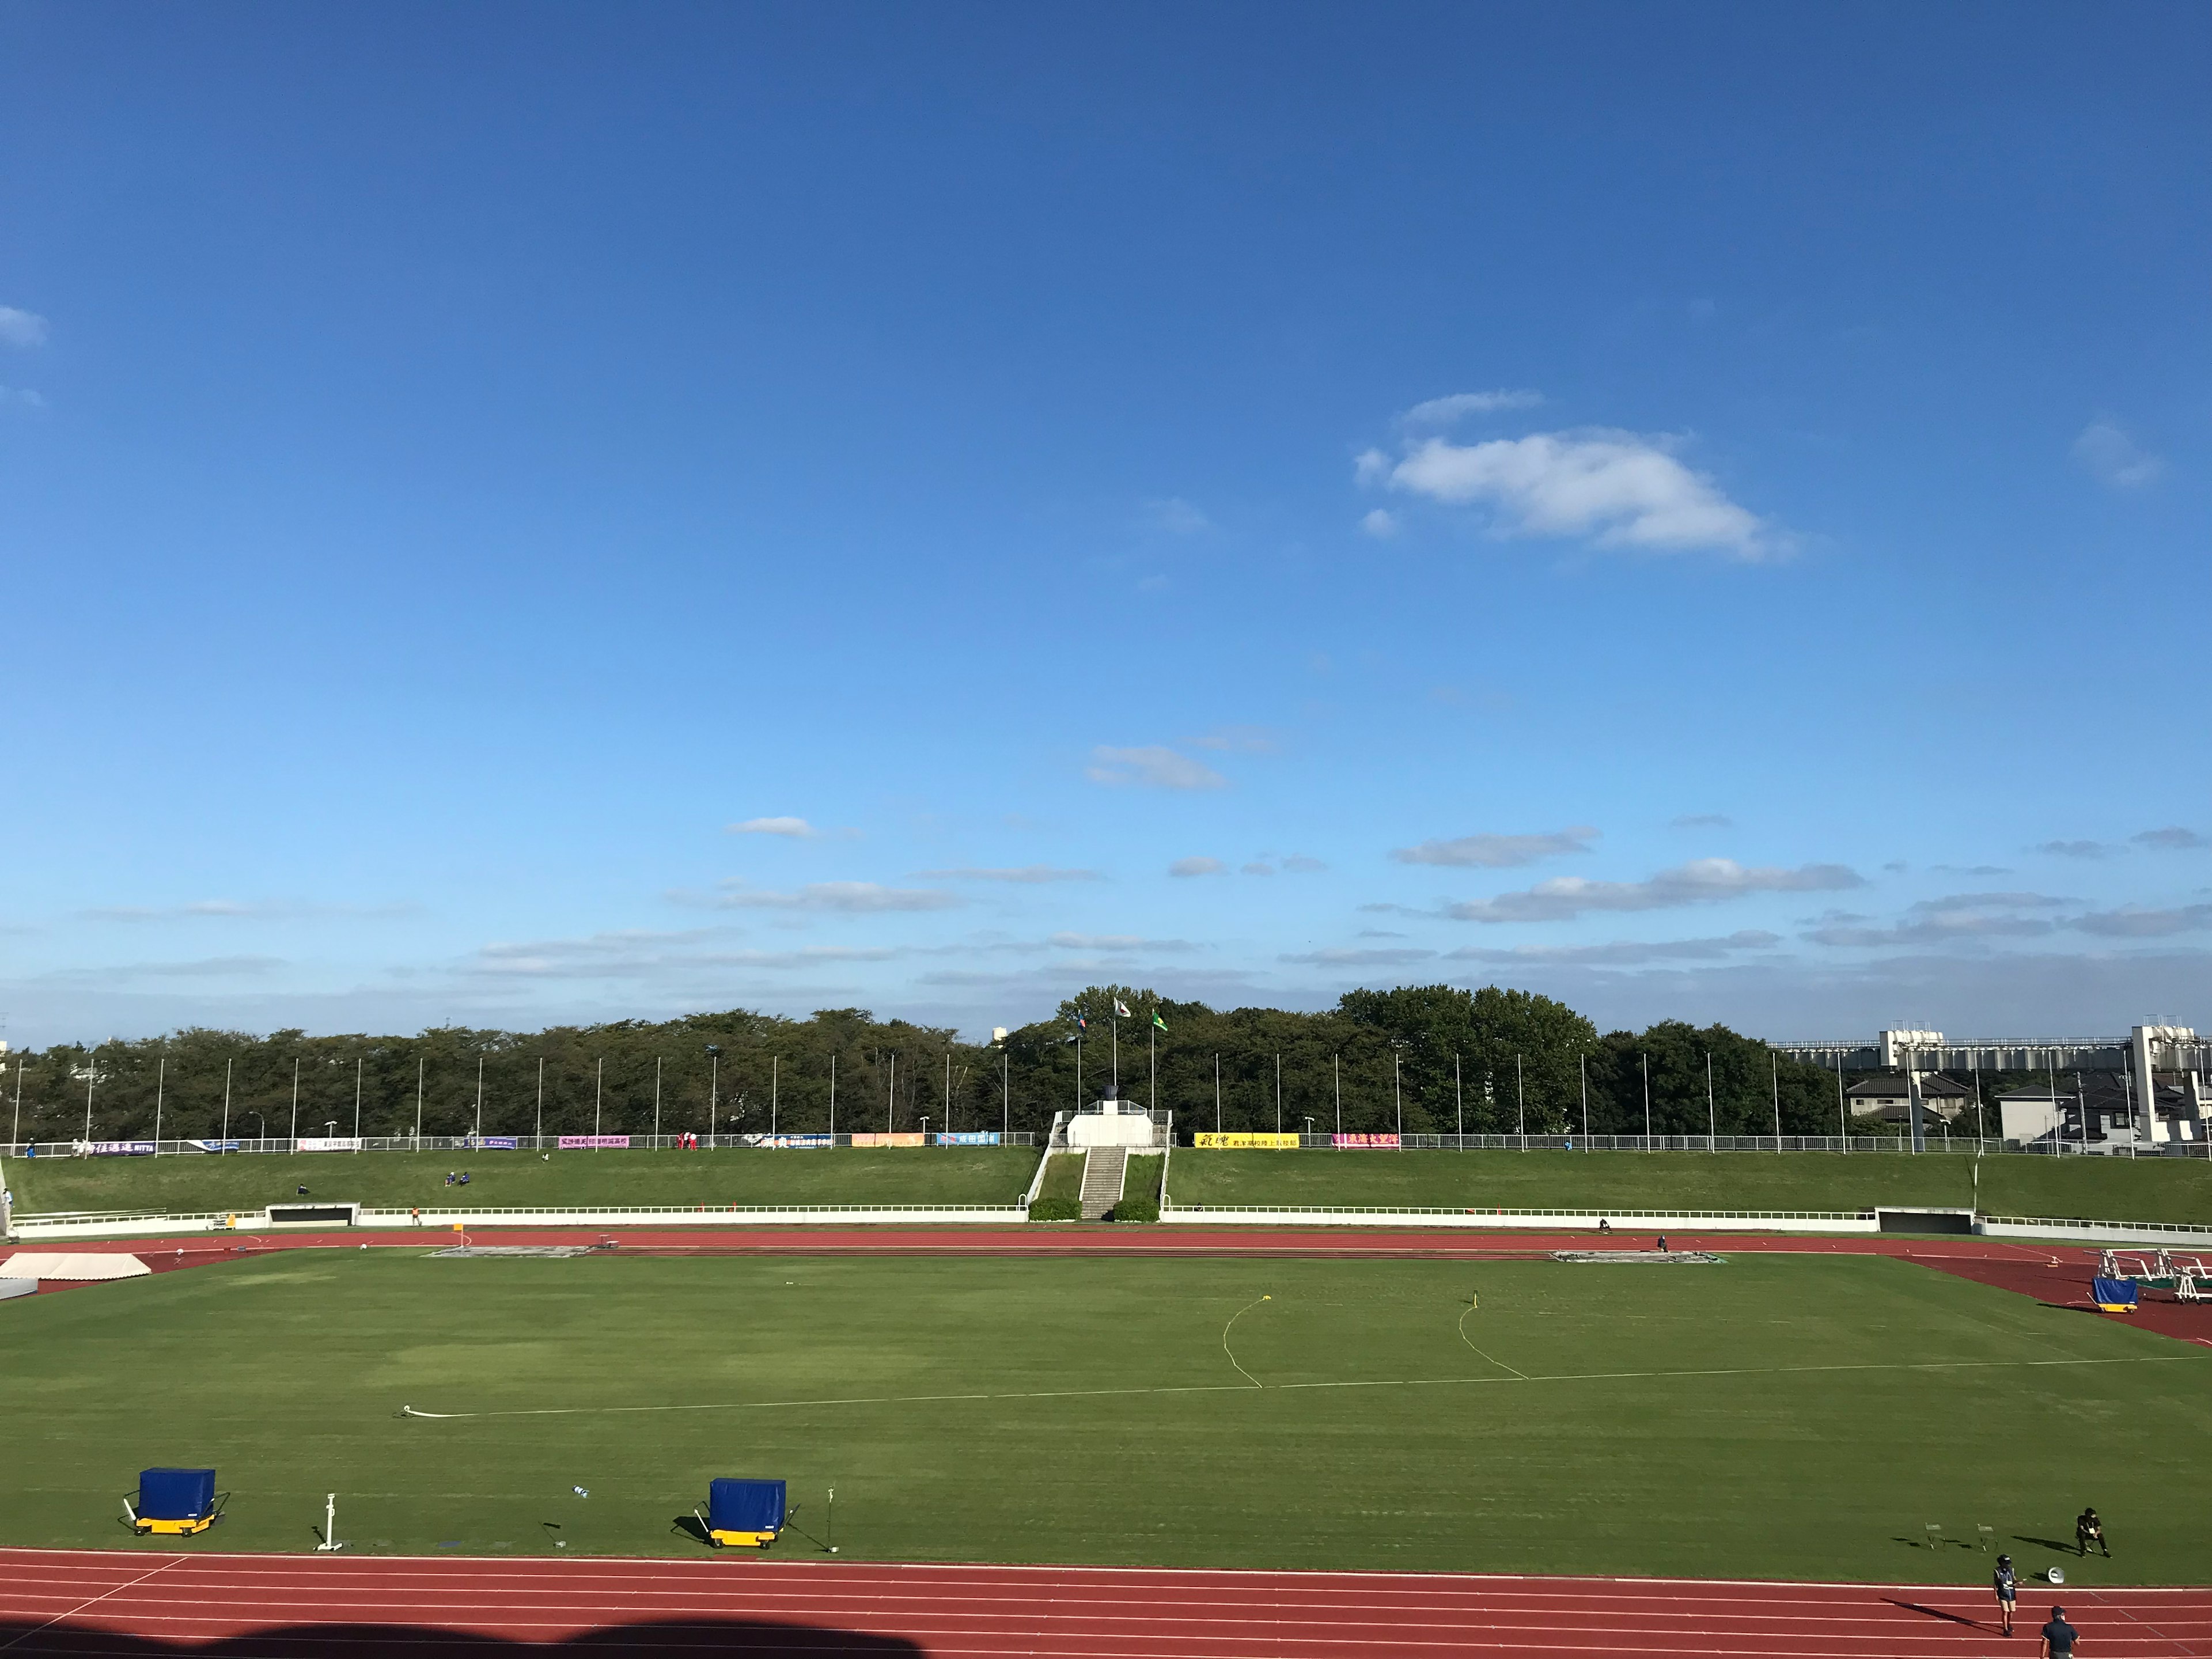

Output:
xmin=1080 ymin=1147 xmax=1128 ymax=1220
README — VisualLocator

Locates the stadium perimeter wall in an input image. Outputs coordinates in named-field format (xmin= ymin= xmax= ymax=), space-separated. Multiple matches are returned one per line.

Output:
xmin=12 ymin=1202 xmax=2212 ymax=1246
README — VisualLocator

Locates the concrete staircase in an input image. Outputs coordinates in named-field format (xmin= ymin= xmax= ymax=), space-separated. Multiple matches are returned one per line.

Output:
xmin=1079 ymin=1147 xmax=1128 ymax=1220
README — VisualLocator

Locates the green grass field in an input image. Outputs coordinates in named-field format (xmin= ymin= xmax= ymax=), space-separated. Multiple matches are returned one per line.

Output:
xmin=4 ymin=1247 xmax=2206 ymax=1582
xmin=2 ymin=1147 xmax=1039 ymax=1215
xmin=1168 ymin=1148 xmax=2212 ymax=1225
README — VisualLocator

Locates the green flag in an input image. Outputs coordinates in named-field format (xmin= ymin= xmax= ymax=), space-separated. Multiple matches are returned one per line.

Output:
xmin=1152 ymin=1012 xmax=1168 ymax=1032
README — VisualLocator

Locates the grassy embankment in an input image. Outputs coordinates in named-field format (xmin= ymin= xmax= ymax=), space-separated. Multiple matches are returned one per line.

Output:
xmin=1166 ymin=1148 xmax=2212 ymax=1226
xmin=2 ymin=1147 xmax=1040 ymax=1215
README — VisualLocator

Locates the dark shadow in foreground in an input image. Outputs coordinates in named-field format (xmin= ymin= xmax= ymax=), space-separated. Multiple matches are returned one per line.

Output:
xmin=1 ymin=1619 xmax=926 ymax=1657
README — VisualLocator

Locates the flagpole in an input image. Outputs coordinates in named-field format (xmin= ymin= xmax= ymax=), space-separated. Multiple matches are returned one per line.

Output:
xmin=1112 ymin=1010 xmax=1119 ymax=1097
xmin=1149 ymin=1014 xmax=1156 ymax=1112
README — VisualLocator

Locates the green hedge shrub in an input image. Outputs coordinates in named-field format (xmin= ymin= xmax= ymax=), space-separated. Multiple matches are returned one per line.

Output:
xmin=1027 ymin=1196 xmax=1082 ymax=1221
xmin=1108 ymin=1195 xmax=1160 ymax=1223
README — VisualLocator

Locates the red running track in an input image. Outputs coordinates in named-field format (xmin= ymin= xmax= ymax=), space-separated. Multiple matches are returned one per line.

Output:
xmin=3 ymin=1548 xmax=2207 ymax=1658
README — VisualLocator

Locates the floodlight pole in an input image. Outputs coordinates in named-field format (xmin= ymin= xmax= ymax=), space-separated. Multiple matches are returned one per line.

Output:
xmin=1640 ymin=1052 xmax=1650 ymax=1151
xmin=153 ymin=1058 xmax=165 ymax=1152
xmin=1836 ymin=1051 xmax=1847 ymax=1152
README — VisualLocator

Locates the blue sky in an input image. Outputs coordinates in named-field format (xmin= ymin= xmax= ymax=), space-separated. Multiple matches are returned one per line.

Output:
xmin=3 ymin=2 xmax=2208 ymax=1047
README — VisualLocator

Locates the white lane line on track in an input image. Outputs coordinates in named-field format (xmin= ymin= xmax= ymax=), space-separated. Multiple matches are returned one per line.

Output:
xmin=0 ymin=1556 xmax=185 ymax=1653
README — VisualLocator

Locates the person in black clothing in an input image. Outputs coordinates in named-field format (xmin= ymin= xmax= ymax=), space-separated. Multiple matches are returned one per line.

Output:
xmin=2040 ymin=1605 xmax=2080 ymax=1658
xmin=2076 ymin=1507 xmax=2109 ymax=1557
xmin=1992 ymin=1555 xmax=2017 ymax=1636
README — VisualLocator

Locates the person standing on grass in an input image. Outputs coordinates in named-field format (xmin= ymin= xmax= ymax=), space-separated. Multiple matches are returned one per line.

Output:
xmin=2040 ymin=1605 xmax=2080 ymax=1657
xmin=1993 ymin=1555 xmax=2017 ymax=1635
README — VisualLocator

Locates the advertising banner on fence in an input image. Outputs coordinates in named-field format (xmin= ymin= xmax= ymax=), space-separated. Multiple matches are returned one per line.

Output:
xmin=1331 ymin=1132 xmax=1402 ymax=1149
xmin=559 ymin=1135 xmax=631 ymax=1149
xmin=476 ymin=1137 xmax=520 ymax=1150
xmin=187 ymin=1139 xmax=241 ymax=1153
xmin=82 ymin=1140 xmax=156 ymax=1156
xmin=850 ymin=1132 xmax=926 ymax=1147
xmin=934 ymin=1132 xmax=1001 ymax=1146
xmin=740 ymin=1133 xmax=833 ymax=1149
xmin=296 ymin=1137 xmax=363 ymax=1153
xmin=1192 ymin=1132 xmax=1301 ymax=1150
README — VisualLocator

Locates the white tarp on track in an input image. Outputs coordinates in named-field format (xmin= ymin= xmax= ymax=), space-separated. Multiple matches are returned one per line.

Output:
xmin=0 ymin=1252 xmax=150 ymax=1281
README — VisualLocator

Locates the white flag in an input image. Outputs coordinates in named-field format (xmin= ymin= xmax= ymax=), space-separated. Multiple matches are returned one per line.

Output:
xmin=1113 ymin=999 xmax=1131 ymax=1018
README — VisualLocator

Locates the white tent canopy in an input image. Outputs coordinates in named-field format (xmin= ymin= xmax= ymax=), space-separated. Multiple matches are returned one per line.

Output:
xmin=0 ymin=1252 xmax=150 ymax=1281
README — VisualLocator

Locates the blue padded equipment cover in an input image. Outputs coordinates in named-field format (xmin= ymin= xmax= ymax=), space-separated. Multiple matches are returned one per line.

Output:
xmin=139 ymin=1468 xmax=215 ymax=1520
xmin=2092 ymin=1277 xmax=2139 ymax=1307
xmin=708 ymin=1478 xmax=786 ymax=1533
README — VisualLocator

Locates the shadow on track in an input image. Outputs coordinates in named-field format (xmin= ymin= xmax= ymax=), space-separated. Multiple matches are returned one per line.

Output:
xmin=0 ymin=1619 xmax=925 ymax=1656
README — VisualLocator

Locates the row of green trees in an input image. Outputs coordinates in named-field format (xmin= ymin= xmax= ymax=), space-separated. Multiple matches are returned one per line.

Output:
xmin=0 ymin=984 xmax=2018 ymax=1145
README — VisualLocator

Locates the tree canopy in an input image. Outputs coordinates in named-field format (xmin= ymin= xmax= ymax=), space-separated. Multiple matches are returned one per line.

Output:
xmin=0 ymin=984 xmax=1915 ymax=1144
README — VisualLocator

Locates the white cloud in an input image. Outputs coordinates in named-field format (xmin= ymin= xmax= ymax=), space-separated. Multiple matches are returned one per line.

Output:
xmin=686 ymin=881 xmax=963 ymax=913
xmin=914 ymin=865 xmax=1102 ymax=883
xmin=1804 ymin=892 xmax=2067 ymax=947
xmin=1359 ymin=508 xmax=1400 ymax=538
xmin=1393 ymin=828 xmax=1598 ymax=869
xmin=728 ymin=816 xmax=817 ymax=838
xmin=0 ymin=386 xmax=44 ymax=409
xmin=1047 ymin=932 xmax=1198 ymax=953
xmin=1376 ymin=429 xmax=1778 ymax=559
xmin=2070 ymin=903 xmax=2212 ymax=939
xmin=1400 ymin=390 xmax=1544 ymax=425
xmin=1183 ymin=725 xmax=1279 ymax=753
xmin=1448 ymin=858 xmax=1862 ymax=923
xmin=1169 ymin=856 xmax=1227 ymax=877
xmin=1086 ymin=745 xmax=1227 ymax=790
xmin=1446 ymin=930 xmax=1781 ymax=966
xmin=2071 ymin=420 xmax=2163 ymax=490
xmin=1281 ymin=854 xmax=1327 ymax=873
xmin=1281 ymin=946 xmax=1440 ymax=966
xmin=2134 ymin=827 xmax=2207 ymax=851
xmin=0 ymin=306 xmax=48 ymax=348
xmin=1671 ymin=813 xmax=1733 ymax=830
xmin=1241 ymin=861 xmax=1275 ymax=876
xmin=1145 ymin=497 xmax=1210 ymax=535
xmin=2036 ymin=839 xmax=2111 ymax=859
